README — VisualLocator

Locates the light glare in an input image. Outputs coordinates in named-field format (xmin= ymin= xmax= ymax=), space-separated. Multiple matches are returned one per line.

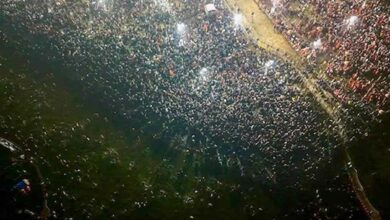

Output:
xmin=234 ymin=14 xmax=243 ymax=26
xmin=200 ymin=67 xmax=208 ymax=76
xmin=346 ymin=16 xmax=358 ymax=28
xmin=265 ymin=60 xmax=275 ymax=68
xmin=177 ymin=23 xmax=186 ymax=34
xmin=312 ymin=39 xmax=322 ymax=50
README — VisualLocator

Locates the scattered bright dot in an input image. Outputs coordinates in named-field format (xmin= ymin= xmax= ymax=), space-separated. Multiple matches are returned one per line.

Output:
xmin=177 ymin=23 xmax=186 ymax=34
xmin=233 ymin=14 xmax=243 ymax=26
xmin=346 ymin=15 xmax=358 ymax=28
xmin=199 ymin=67 xmax=208 ymax=76
xmin=265 ymin=60 xmax=275 ymax=68
xmin=312 ymin=38 xmax=322 ymax=49
xmin=96 ymin=0 xmax=108 ymax=11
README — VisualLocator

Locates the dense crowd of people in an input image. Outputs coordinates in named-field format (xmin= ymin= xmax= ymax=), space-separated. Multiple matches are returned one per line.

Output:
xmin=0 ymin=0 xmax=378 ymax=218
xmin=1 ymin=0 xmax=342 ymax=180
xmin=256 ymin=0 xmax=389 ymax=110
xmin=258 ymin=0 xmax=390 ymax=111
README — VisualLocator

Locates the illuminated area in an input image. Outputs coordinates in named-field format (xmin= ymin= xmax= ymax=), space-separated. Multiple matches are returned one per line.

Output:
xmin=233 ymin=13 xmax=243 ymax=26
xmin=94 ymin=0 xmax=110 ymax=11
xmin=176 ymin=22 xmax=186 ymax=34
xmin=199 ymin=67 xmax=208 ymax=76
xmin=345 ymin=15 xmax=359 ymax=28
xmin=264 ymin=60 xmax=275 ymax=68
xmin=0 ymin=0 xmax=388 ymax=219
xmin=312 ymin=38 xmax=322 ymax=50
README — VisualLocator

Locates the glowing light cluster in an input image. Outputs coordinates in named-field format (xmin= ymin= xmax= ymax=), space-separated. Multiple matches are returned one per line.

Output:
xmin=199 ymin=67 xmax=209 ymax=81
xmin=177 ymin=23 xmax=186 ymax=34
xmin=312 ymin=39 xmax=322 ymax=50
xmin=346 ymin=16 xmax=359 ymax=28
xmin=93 ymin=0 xmax=109 ymax=11
xmin=265 ymin=60 xmax=275 ymax=68
xmin=233 ymin=14 xmax=243 ymax=26
xmin=199 ymin=67 xmax=208 ymax=76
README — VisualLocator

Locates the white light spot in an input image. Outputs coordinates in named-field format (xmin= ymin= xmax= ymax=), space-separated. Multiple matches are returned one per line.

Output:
xmin=177 ymin=23 xmax=186 ymax=34
xmin=265 ymin=60 xmax=275 ymax=68
xmin=96 ymin=0 xmax=108 ymax=11
xmin=346 ymin=16 xmax=358 ymax=28
xmin=312 ymin=38 xmax=322 ymax=50
xmin=233 ymin=14 xmax=243 ymax=26
xmin=199 ymin=67 xmax=208 ymax=76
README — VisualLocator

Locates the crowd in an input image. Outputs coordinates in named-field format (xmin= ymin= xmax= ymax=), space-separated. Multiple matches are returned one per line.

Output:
xmin=256 ymin=0 xmax=389 ymax=110
xmin=2 ymin=0 xmax=342 ymax=179
xmin=0 ymin=0 xmax=369 ymax=218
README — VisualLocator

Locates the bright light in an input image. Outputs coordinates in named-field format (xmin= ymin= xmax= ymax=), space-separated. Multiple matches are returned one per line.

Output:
xmin=312 ymin=38 xmax=322 ymax=50
xmin=264 ymin=60 xmax=275 ymax=75
xmin=265 ymin=60 xmax=275 ymax=68
xmin=96 ymin=0 xmax=108 ymax=11
xmin=200 ymin=67 xmax=208 ymax=76
xmin=199 ymin=67 xmax=209 ymax=81
xmin=233 ymin=14 xmax=243 ymax=26
xmin=176 ymin=23 xmax=186 ymax=46
xmin=177 ymin=23 xmax=186 ymax=34
xmin=346 ymin=16 xmax=358 ymax=28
